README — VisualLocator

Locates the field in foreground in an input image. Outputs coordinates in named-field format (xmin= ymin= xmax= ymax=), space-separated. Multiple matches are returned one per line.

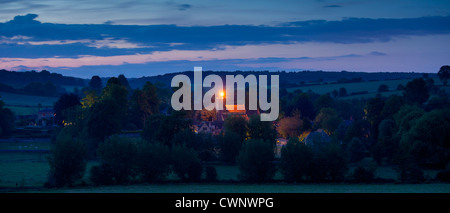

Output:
xmin=1 ymin=141 xmax=449 ymax=193
xmin=20 ymin=183 xmax=450 ymax=193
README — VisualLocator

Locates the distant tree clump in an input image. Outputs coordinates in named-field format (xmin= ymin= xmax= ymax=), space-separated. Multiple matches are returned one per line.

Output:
xmin=23 ymin=81 xmax=58 ymax=96
xmin=377 ymin=84 xmax=389 ymax=92
xmin=314 ymin=94 xmax=334 ymax=110
xmin=339 ymin=87 xmax=348 ymax=97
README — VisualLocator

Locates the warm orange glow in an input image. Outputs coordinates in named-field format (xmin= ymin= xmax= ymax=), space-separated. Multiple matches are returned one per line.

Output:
xmin=220 ymin=91 xmax=225 ymax=97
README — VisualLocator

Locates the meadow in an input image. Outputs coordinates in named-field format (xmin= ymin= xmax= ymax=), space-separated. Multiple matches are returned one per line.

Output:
xmin=1 ymin=149 xmax=448 ymax=193
xmin=0 ymin=91 xmax=57 ymax=116
xmin=286 ymin=78 xmax=442 ymax=98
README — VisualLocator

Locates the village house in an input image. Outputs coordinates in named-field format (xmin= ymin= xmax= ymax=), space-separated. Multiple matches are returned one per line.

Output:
xmin=37 ymin=108 xmax=54 ymax=126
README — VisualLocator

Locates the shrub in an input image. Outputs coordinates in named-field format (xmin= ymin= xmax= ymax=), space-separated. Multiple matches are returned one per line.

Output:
xmin=237 ymin=139 xmax=275 ymax=183
xmin=171 ymin=145 xmax=202 ymax=182
xmin=436 ymin=163 xmax=450 ymax=183
xmin=205 ymin=166 xmax=218 ymax=182
xmin=221 ymin=130 xmax=243 ymax=164
xmin=89 ymin=164 xmax=114 ymax=186
xmin=397 ymin=163 xmax=425 ymax=183
xmin=436 ymin=170 xmax=450 ymax=183
xmin=136 ymin=141 xmax=171 ymax=182
xmin=352 ymin=166 xmax=376 ymax=183
xmin=46 ymin=133 xmax=88 ymax=187
xmin=308 ymin=143 xmax=348 ymax=182
xmin=280 ymin=138 xmax=313 ymax=182
xmin=97 ymin=135 xmax=138 ymax=184
xmin=346 ymin=137 xmax=366 ymax=163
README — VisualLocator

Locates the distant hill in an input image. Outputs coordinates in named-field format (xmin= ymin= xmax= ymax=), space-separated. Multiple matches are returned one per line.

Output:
xmin=127 ymin=70 xmax=436 ymax=89
xmin=0 ymin=69 xmax=437 ymax=91
xmin=0 ymin=69 xmax=86 ymax=88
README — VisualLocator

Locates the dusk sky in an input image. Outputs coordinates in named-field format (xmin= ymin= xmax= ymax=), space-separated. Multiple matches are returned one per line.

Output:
xmin=0 ymin=0 xmax=449 ymax=78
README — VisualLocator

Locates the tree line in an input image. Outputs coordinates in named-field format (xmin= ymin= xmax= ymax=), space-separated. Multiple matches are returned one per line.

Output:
xmin=42 ymin=66 xmax=450 ymax=187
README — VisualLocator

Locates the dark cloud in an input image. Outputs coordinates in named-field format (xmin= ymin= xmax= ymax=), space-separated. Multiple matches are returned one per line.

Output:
xmin=10 ymin=13 xmax=40 ymax=24
xmin=369 ymin=51 xmax=387 ymax=56
xmin=1 ymin=14 xmax=449 ymax=58
xmin=323 ymin=4 xmax=342 ymax=8
xmin=178 ymin=4 xmax=191 ymax=11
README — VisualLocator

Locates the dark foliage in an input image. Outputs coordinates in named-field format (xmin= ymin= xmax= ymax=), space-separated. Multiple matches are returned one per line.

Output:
xmin=280 ymin=138 xmax=314 ymax=182
xmin=53 ymin=93 xmax=81 ymax=126
xmin=237 ymin=139 xmax=275 ymax=183
xmin=136 ymin=141 xmax=171 ymax=182
xmin=171 ymin=145 xmax=203 ymax=182
xmin=97 ymin=136 xmax=138 ymax=184
xmin=205 ymin=166 xmax=218 ymax=182
xmin=46 ymin=132 xmax=88 ymax=187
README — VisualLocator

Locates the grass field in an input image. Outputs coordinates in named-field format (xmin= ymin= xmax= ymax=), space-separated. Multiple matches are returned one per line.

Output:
xmin=286 ymin=78 xmax=442 ymax=98
xmin=0 ymin=149 xmax=448 ymax=193
xmin=36 ymin=183 xmax=450 ymax=193
xmin=0 ymin=91 xmax=57 ymax=115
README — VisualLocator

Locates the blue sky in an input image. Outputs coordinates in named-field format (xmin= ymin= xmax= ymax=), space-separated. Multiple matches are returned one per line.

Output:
xmin=0 ymin=0 xmax=449 ymax=78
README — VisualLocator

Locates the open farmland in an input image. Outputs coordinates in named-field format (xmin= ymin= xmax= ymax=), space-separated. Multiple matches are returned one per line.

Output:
xmin=286 ymin=78 xmax=442 ymax=97
xmin=0 ymin=92 xmax=58 ymax=115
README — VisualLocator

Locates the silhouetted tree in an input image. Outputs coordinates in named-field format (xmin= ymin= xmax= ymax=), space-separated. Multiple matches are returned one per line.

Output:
xmin=314 ymin=94 xmax=334 ymax=110
xmin=364 ymin=97 xmax=385 ymax=140
xmin=97 ymin=135 xmax=138 ymax=184
xmin=87 ymin=97 xmax=123 ymax=144
xmin=171 ymin=144 xmax=202 ymax=182
xmin=223 ymin=115 xmax=248 ymax=142
xmin=221 ymin=130 xmax=243 ymax=164
xmin=314 ymin=108 xmax=342 ymax=135
xmin=53 ymin=93 xmax=81 ymax=126
xmin=248 ymin=115 xmax=277 ymax=144
xmin=280 ymin=137 xmax=313 ymax=182
xmin=438 ymin=65 xmax=450 ymax=86
xmin=237 ymin=139 xmax=275 ymax=182
xmin=277 ymin=114 xmax=303 ymax=138
xmin=142 ymin=114 xmax=191 ymax=147
xmin=403 ymin=78 xmax=429 ymax=105
xmin=136 ymin=141 xmax=171 ymax=182
xmin=400 ymin=108 xmax=450 ymax=168
xmin=339 ymin=87 xmax=347 ymax=97
xmin=381 ymin=95 xmax=405 ymax=119
xmin=0 ymin=100 xmax=14 ymax=137
xmin=118 ymin=74 xmax=131 ymax=91
xmin=377 ymin=84 xmax=389 ymax=92
xmin=46 ymin=132 xmax=87 ymax=187
xmin=88 ymin=75 xmax=102 ymax=94
xmin=129 ymin=82 xmax=159 ymax=128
